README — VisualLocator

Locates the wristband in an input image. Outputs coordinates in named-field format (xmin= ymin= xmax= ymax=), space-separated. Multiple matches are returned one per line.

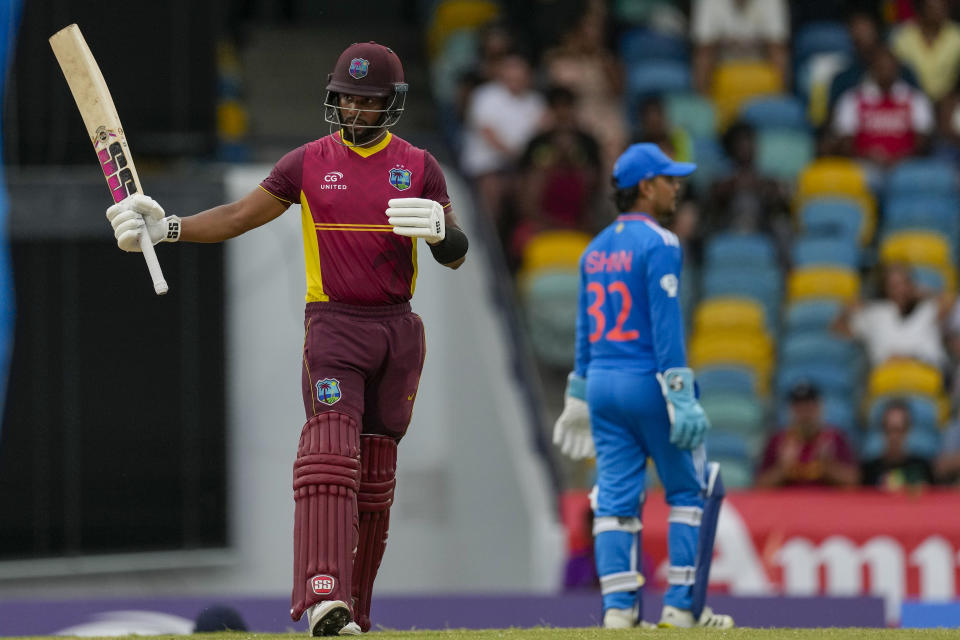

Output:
xmin=428 ymin=225 xmax=468 ymax=264
xmin=164 ymin=215 xmax=181 ymax=242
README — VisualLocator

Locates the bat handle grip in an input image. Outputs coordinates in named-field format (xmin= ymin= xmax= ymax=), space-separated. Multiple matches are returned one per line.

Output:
xmin=139 ymin=231 xmax=169 ymax=295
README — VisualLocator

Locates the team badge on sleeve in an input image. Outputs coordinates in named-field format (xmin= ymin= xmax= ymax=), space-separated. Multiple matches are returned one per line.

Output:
xmin=389 ymin=167 xmax=412 ymax=191
xmin=348 ymin=57 xmax=369 ymax=79
xmin=316 ymin=378 xmax=342 ymax=406
xmin=660 ymin=274 xmax=679 ymax=298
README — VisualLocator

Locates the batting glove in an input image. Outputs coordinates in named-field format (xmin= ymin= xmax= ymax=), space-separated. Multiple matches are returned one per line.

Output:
xmin=106 ymin=194 xmax=180 ymax=252
xmin=553 ymin=373 xmax=595 ymax=460
xmin=386 ymin=198 xmax=445 ymax=244
xmin=657 ymin=367 xmax=710 ymax=450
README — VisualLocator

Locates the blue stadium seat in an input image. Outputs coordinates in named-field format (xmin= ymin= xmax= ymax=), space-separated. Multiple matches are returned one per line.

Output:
xmin=776 ymin=362 xmax=859 ymax=398
xmin=665 ymin=93 xmax=716 ymax=139
xmin=756 ymin=128 xmax=814 ymax=182
xmin=883 ymin=194 xmax=960 ymax=246
xmin=704 ymin=232 xmax=777 ymax=270
xmin=696 ymin=366 xmax=757 ymax=397
xmin=779 ymin=332 xmax=860 ymax=369
xmin=627 ymin=61 xmax=691 ymax=107
xmin=619 ymin=28 xmax=689 ymax=64
xmin=793 ymin=21 xmax=854 ymax=65
xmin=886 ymin=159 xmax=958 ymax=198
xmin=707 ymin=430 xmax=752 ymax=461
xmin=689 ymin=136 xmax=731 ymax=192
xmin=740 ymin=95 xmax=808 ymax=131
xmin=523 ymin=270 xmax=579 ymax=368
xmin=792 ymin=236 xmax=859 ymax=269
xmin=911 ymin=265 xmax=948 ymax=293
xmin=702 ymin=268 xmax=782 ymax=324
xmin=798 ymin=198 xmax=864 ymax=243
xmin=784 ymin=300 xmax=842 ymax=333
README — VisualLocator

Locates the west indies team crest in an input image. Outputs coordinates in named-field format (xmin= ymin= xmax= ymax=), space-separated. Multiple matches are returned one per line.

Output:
xmin=349 ymin=57 xmax=369 ymax=79
xmin=389 ymin=166 xmax=412 ymax=191
xmin=316 ymin=378 xmax=342 ymax=406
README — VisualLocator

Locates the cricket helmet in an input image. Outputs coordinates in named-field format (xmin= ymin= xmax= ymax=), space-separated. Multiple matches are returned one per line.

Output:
xmin=324 ymin=41 xmax=408 ymax=142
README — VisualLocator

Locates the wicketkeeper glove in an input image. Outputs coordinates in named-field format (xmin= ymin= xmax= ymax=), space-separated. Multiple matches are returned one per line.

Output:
xmin=552 ymin=372 xmax=595 ymax=460
xmin=106 ymin=194 xmax=181 ymax=253
xmin=386 ymin=198 xmax=445 ymax=244
xmin=657 ymin=367 xmax=711 ymax=450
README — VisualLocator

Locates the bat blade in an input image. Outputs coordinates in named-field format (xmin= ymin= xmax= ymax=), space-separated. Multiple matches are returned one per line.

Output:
xmin=49 ymin=24 xmax=168 ymax=295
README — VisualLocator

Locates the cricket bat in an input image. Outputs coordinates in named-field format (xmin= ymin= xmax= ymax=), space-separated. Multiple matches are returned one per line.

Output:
xmin=49 ymin=23 xmax=168 ymax=295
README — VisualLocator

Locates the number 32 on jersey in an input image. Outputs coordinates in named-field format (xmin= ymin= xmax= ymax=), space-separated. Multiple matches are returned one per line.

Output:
xmin=586 ymin=280 xmax=640 ymax=343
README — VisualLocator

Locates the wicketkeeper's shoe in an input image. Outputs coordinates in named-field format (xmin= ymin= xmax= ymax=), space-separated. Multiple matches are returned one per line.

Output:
xmin=307 ymin=600 xmax=352 ymax=636
xmin=602 ymin=608 xmax=656 ymax=629
xmin=658 ymin=605 xmax=734 ymax=629
xmin=338 ymin=622 xmax=362 ymax=635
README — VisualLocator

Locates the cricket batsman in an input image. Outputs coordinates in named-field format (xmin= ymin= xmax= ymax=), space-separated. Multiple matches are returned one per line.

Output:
xmin=552 ymin=143 xmax=733 ymax=629
xmin=105 ymin=42 xmax=468 ymax=636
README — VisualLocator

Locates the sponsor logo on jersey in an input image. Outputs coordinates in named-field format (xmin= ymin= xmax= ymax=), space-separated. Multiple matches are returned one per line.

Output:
xmin=389 ymin=166 xmax=412 ymax=191
xmin=348 ymin=58 xmax=369 ymax=79
xmin=311 ymin=574 xmax=336 ymax=595
xmin=316 ymin=378 xmax=342 ymax=406
xmin=321 ymin=170 xmax=348 ymax=190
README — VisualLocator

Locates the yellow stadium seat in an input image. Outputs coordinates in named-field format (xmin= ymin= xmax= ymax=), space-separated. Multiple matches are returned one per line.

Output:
xmin=689 ymin=331 xmax=774 ymax=389
xmin=711 ymin=61 xmax=783 ymax=129
xmin=880 ymin=230 xmax=953 ymax=268
xmin=794 ymin=158 xmax=877 ymax=243
xmin=867 ymin=359 xmax=944 ymax=399
xmin=787 ymin=267 xmax=860 ymax=304
xmin=519 ymin=230 xmax=592 ymax=274
xmin=693 ymin=297 xmax=768 ymax=335
xmin=427 ymin=0 xmax=500 ymax=59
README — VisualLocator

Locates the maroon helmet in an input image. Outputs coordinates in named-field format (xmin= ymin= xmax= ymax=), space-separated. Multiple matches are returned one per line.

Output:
xmin=324 ymin=41 xmax=408 ymax=144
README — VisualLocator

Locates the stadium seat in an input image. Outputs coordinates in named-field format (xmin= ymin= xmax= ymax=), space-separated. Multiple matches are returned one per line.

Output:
xmin=879 ymin=231 xmax=956 ymax=291
xmin=795 ymin=160 xmax=877 ymax=244
xmin=776 ymin=362 xmax=859 ymax=398
xmin=518 ymin=230 xmax=591 ymax=276
xmin=860 ymin=427 xmax=942 ymax=461
xmin=715 ymin=458 xmax=754 ymax=489
xmin=779 ymin=332 xmax=860 ymax=369
xmin=619 ymin=28 xmax=688 ymax=64
xmin=665 ymin=92 xmax=716 ymax=139
xmin=689 ymin=136 xmax=732 ymax=193
xmin=427 ymin=0 xmax=500 ymax=59
xmin=627 ymin=60 xmax=691 ymax=107
xmin=786 ymin=267 xmax=859 ymax=304
xmin=882 ymin=194 xmax=960 ymax=246
xmin=756 ymin=128 xmax=814 ymax=182
xmin=793 ymin=21 xmax=854 ymax=67
xmin=700 ymin=394 xmax=766 ymax=453
xmin=911 ymin=265 xmax=948 ymax=294
xmin=784 ymin=299 xmax=842 ymax=333
xmin=693 ymin=297 xmax=767 ymax=335
xmin=711 ymin=61 xmax=783 ymax=129
xmin=701 ymin=268 xmax=782 ymax=326
xmin=739 ymin=95 xmax=808 ymax=131
xmin=707 ymin=430 xmax=753 ymax=462
xmin=886 ymin=158 xmax=958 ymax=199
xmin=867 ymin=360 xmax=943 ymax=399
xmin=704 ymin=232 xmax=777 ymax=270
xmin=696 ymin=365 xmax=758 ymax=397
xmin=522 ymin=270 xmax=579 ymax=368
xmin=792 ymin=236 xmax=859 ymax=269
xmin=797 ymin=198 xmax=865 ymax=245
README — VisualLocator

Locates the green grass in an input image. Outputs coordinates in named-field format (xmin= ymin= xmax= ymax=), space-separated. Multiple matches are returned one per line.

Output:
xmin=6 ymin=629 xmax=960 ymax=640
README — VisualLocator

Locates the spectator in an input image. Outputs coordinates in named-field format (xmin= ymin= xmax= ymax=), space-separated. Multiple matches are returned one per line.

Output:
xmin=833 ymin=263 xmax=949 ymax=370
xmin=861 ymin=400 xmax=935 ymax=489
xmin=934 ymin=415 xmax=960 ymax=484
xmin=542 ymin=1 xmax=625 ymax=171
xmin=511 ymin=86 xmax=603 ymax=265
xmin=460 ymin=53 xmax=546 ymax=229
xmin=891 ymin=0 xmax=960 ymax=104
xmin=690 ymin=0 xmax=790 ymax=94
xmin=631 ymin=95 xmax=693 ymax=163
xmin=704 ymin=121 xmax=791 ymax=262
xmin=755 ymin=381 xmax=860 ymax=488
xmin=942 ymin=298 xmax=960 ymax=404
xmin=833 ymin=46 xmax=934 ymax=174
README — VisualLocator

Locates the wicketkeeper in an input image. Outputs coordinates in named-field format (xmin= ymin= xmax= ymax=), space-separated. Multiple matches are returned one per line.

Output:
xmin=553 ymin=143 xmax=733 ymax=629
xmin=105 ymin=42 xmax=468 ymax=636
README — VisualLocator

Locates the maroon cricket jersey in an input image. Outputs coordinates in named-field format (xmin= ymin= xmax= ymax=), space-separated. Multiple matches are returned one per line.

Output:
xmin=260 ymin=131 xmax=452 ymax=304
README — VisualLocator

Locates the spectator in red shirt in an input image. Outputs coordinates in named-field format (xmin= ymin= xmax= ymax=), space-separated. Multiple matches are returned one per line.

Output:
xmin=833 ymin=46 xmax=933 ymax=171
xmin=755 ymin=381 xmax=861 ymax=488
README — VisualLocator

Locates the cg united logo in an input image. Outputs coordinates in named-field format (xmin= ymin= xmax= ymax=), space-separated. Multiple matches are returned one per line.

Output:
xmin=349 ymin=57 xmax=369 ymax=79
xmin=321 ymin=171 xmax=347 ymax=190
xmin=311 ymin=574 xmax=336 ymax=595
xmin=389 ymin=166 xmax=412 ymax=191
xmin=316 ymin=378 xmax=342 ymax=406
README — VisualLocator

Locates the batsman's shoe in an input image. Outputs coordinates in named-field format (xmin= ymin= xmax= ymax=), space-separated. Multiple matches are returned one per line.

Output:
xmin=658 ymin=605 xmax=734 ymax=629
xmin=308 ymin=601 xmax=352 ymax=636
xmin=339 ymin=622 xmax=362 ymax=635
xmin=602 ymin=608 xmax=656 ymax=629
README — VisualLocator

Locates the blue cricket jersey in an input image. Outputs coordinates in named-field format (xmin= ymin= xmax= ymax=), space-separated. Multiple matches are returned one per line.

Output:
xmin=574 ymin=212 xmax=687 ymax=377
